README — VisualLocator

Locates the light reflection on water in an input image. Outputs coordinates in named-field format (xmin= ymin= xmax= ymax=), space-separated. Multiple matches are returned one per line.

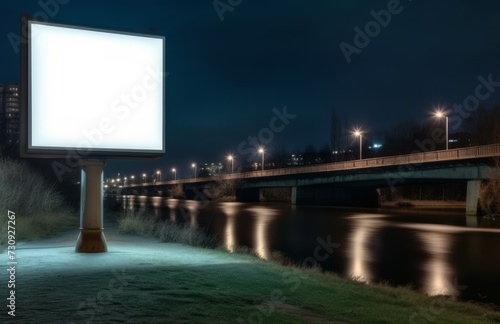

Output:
xmin=417 ymin=232 xmax=457 ymax=297
xmin=245 ymin=206 xmax=279 ymax=260
xmin=347 ymin=215 xmax=386 ymax=283
xmin=115 ymin=196 xmax=500 ymax=304
xmin=166 ymin=199 xmax=178 ymax=222
xmin=183 ymin=200 xmax=202 ymax=227
xmin=219 ymin=202 xmax=238 ymax=252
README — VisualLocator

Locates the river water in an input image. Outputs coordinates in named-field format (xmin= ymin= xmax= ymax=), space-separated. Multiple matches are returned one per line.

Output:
xmin=115 ymin=195 xmax=500 ymax=306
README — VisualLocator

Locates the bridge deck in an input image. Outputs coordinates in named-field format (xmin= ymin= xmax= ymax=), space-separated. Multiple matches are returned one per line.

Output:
xmin=124 ymin=144 xmax=500 ymax=187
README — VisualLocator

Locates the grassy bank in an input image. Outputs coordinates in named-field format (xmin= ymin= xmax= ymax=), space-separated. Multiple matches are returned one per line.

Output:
xmin=0 ymin=159 xmax=76 ymax=250
xmin=116 ymin=209 xmax=500 ymax=322
xmin=126 ymin=258 xmax=500 ymax=323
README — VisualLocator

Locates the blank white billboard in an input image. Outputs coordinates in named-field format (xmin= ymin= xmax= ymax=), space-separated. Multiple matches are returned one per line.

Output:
xmin=28 ymin=21 xmax=165 ymax=157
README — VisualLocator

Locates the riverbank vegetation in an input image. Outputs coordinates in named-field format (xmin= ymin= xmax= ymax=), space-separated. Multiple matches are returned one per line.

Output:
xmin=118 ymin=208 xmax=216 ymax=247
xmin=202 ymin=178 xmax=239 ymax=200
xmin=479 ymin=163 xmax=500 ymax=217
xmin=0 ymin=159 xmax=76 ymax=250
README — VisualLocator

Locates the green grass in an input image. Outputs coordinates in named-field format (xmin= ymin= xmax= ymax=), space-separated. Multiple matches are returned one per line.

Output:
xmin=115 ymin=209 xmax=500 ymax=323
xmin=0 ymin=159 xmax=76 ymax=250
xmin=113 ymin=253 xmax=500 ymax=323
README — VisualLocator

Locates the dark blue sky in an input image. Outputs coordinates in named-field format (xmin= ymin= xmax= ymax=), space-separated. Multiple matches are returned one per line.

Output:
xmin=2 ymin=0 xmax=500 ymax=179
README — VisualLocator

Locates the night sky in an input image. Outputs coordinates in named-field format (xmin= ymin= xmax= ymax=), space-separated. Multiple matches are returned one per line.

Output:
xmin=2 ymin=0 xmax=500 ymax=179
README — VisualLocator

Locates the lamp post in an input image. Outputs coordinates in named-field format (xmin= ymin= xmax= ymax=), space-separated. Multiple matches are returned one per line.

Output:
xmin=227 ymin=155 xmax=234 ymax=173
xmin=354 ymin=129 xmax=363 ymax=160
xmin=172 ymin=168 xmax=177 ymax=180
xmin=131 ymin=175 xmax=135 ymax=184
xmin=434 ymin=110 xmax=449 ymax=150
xmin=191 ymin=163 xmax=197 ymax=178
xmin=258 ymin=147 xmax=265 ymax=171
xmin=156 ymin=170 xmax=161 ymax=182
xmin=142 ymin=173 xmax=146 ymax=183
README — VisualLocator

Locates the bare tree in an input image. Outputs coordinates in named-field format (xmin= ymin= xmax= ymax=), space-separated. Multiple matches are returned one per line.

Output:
xmin=479 ymin=159 xmax=500 ymax=216
xmin=330 ymin=108 xmax=350 ymax=161
xmin=469 ymin=105 xmax=500 ymax=145
xmin=271 ymin=143 xmax=289 ymax=168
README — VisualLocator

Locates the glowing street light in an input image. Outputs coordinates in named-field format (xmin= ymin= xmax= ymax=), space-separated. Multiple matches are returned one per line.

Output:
xmin=172 ymin=168 xmax=177 ymax=180
xmin=434 ymin=109 xmax=449 ymax=150
xmin=354 ymin=129 xmax=363 ymax=160
xmin=130 ymin=175 xmax=135 ymax=184
xmin=156 ymin=170 xmax=162 ymax=181
xmin=227 ymin=155 xmax=234 ymax=173
xmin=258 ymin=147 xmax=265 ymax=171
xmin=142 ymin=173 xmax=146 ymax=183
xmin=191 ymin=163 xmax=197 ymax=178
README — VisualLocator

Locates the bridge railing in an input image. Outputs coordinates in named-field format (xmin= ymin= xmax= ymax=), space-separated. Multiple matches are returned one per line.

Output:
xmin=123 ymin=144 xmax=500 ymax=187
xmin=228 ymin=143 xmax=500 ymax=180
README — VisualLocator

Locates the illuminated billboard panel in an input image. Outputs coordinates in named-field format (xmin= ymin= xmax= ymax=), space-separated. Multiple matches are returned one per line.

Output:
xmin=25 ymin=21 xmax=165 ymax=157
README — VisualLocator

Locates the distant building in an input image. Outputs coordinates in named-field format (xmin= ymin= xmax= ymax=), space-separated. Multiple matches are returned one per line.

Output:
xmin=287 ymin=152 xmax=330 ymax=167
xmin=449 ymin=132 xmax=472 ymax=148
xmin=200 ymin=163 xmax=224 ymax=176
xmin=0 ymin=84 xmax=20 ymax=156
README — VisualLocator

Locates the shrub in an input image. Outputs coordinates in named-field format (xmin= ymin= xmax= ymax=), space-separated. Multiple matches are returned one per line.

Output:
xmin=117 ymin=208 xmax=157 ymax=235
xmin=0 ymin=159 xmax=76 ymax=249
xmin=117 ymin=208 xmax=216 ymax=248
xmin=156 ymin=221 xmax=216 ymax=247
xmin=203 ymin=179 xmax=239 ymax=200
xmin=169 ymin=184 xmax=185 ymax=199
xmin=261 ymin=187 xmax=291 ymax=202
xmin=479 ymin=165 xmax=500 ymax=216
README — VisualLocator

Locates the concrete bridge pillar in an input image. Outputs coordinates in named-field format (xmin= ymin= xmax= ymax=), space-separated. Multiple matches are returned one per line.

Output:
xmin=466 ymin=180 xmax=481 ymax=216
xmin=291 ymin=186 xmax=297 ymax=205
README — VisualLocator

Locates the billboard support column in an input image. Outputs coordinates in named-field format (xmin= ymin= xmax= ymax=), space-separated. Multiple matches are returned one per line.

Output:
xmin=76 ymin=159 xmax=107 ymax=253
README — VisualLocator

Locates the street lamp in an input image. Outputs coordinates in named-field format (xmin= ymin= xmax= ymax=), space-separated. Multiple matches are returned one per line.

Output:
xmin=191 ymin=163 xmax=197 ymax=178
xmin=227 ymin=155 xmax=234 ymax=173
xmin=124 ymin=176 xmax=127 ymax=185
xmin=131 ymin=175 xmax=135 ymax=184
xmin=354 ymin=129 xmax=363 ymax=160
xmin=258 ymin=147 xmax=265 ymax=171
xmin=156 ymin=170 xmax=161 ymax=181
xmin=434 ymin=110 xmax=449 ymax=150
xmin=142 ymin=173 xmax=146 ymax=183
xmin=172 ymin=168 xmax=177 ymax=180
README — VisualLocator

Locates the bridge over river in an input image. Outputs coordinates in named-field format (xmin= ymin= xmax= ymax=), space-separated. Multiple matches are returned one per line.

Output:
xmin=119 ymin=144 xmax=500 ymax=216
